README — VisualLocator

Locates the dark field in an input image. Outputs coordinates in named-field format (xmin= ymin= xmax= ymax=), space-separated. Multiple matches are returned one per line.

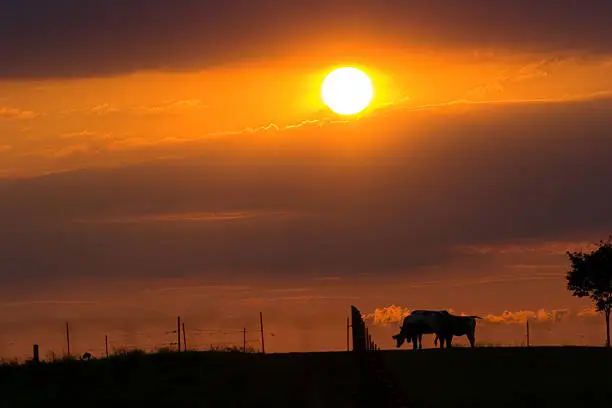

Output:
xmin=0 ymin=347 xmax=610 ymax=407
xmin=382 ymin=347 xmax=612 ymax=407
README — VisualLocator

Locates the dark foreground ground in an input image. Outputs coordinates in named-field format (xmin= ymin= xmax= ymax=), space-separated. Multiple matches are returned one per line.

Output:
xmin=383 ymin=347 xmax=612 ymax=407
xmin=0 ymin=347 xmax=610 ymax=407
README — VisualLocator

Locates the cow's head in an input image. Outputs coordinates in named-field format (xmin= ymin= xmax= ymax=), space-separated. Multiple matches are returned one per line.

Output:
xmin=392 ymin=333 xmax=406 ymax=348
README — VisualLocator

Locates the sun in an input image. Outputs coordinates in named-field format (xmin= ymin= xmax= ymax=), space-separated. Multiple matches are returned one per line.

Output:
xmin=321 ymin=67 xmax=374 ymax=115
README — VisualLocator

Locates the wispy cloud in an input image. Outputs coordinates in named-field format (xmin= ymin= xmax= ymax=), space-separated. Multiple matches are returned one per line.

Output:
xmin=143 ymin=285 xmax=251 ymax=295
xmin=66 ymin=92 xmax=612 ymax=160
xmin=105 ymin=136 xmax=196 ymax=151
xmin=503 ymin=264 xmax=565 ymax=270
xmin=133 ymin=99 xmax=209 ymax=116
xmin=59 ymin=130 xmax=102 ymax=139
xmin=207 ymin=118 xmax=350 ymax=137
xmin=455 ymin=240 xmax=597 ymax=256
xmin=87 ymin=103 xmax=120 ymax=115
xmin=392 ymin=91 xmax=612 ymax=117
xmin=72 ymin=210 xmax=297 ymax=224
xmin=31 ymin=91 xmax=612 ymax=171
xmin=463 ymin=273 xmax=564 ymax=286
xmin=1 ymin=300 xmax=99 ymax=308
xmin=68 ymin=100 xmax=208 ymax=116
xmin=52 ymin=144 xmax=90 ymax=158
xmin=0 ymin=106 xmax=39 ymax=119
xmin=240 ymin=294 xmax=360 ymax=305
xmin=465 ymin=57 xmax=563 ymax=99
xmin=55 ymin=94 xmax=607 ymax=165
xmin=265 ymin=288 xmax=313 ymax=293
xmin=0 ymin=145 xmax=12 ymax=153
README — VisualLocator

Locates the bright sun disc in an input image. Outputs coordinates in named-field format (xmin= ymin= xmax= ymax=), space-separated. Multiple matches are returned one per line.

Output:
xmin=321 ymin=67 xmax=374 ymax=115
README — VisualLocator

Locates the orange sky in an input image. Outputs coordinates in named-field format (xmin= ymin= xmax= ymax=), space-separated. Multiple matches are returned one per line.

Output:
xmin=2 ymin=53 xmax=612 ymax=178
xmin=1 ymin=0 xmax=612 ymax=359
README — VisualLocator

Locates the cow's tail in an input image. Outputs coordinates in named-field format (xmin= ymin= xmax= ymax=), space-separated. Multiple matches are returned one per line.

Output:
xmin=469 ymin=315 xmax=483 ymax=319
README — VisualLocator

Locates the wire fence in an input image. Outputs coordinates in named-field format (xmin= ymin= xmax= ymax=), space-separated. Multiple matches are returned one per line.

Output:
xmin=1 ymin=309 xmax=607 ymax=363
xmin=364 ymin=318 xmax=609 ymax=349
xmin=0 ymin=315 xmax=267 ymax=363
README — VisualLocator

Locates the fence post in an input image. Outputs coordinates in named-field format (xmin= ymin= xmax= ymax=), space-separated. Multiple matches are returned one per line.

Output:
xmin=105 ymin=335 xmax=109 ymax=358
xmin=65 ymin=322 xmax=71 ymax=357
xmin=182 ymin=322 xmax=187 ymax=352
xmin=33 ymin=344 xmax=39 ymax=363
xmin=243 ymin=328 xmax=247 ymax=353
xmin=177 ymin=316 xmax=181 ymax=353
xmin=526 ymin=319 xmax=530 ymax=347
xmin=260 ymin=312 xmax=265 ymax=354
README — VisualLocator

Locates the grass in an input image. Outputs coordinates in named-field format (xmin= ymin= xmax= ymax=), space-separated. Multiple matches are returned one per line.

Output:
xmin=0 ymin=347 xmax=610 ymax=407
xmin=382 ymin=346 xmax=612 ymax=408
xmin=0 ymin=349 xmax=362 ymax=407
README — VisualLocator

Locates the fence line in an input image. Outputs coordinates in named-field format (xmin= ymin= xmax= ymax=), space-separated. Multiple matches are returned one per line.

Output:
xmin=350 ymin=305 xmax=380 ymax=352
xmin=0 ymin=313 xmax=268 ymax=363
xmin=3 ymin=307 xmax=602 ymax=363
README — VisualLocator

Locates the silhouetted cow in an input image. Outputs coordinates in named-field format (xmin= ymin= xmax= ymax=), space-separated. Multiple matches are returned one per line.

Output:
xmin=392 ymin=310 xmax=449 ymax=350
xmin=392 ymin=310 xmax=481 ymax=349
xmin=434 ymin=313 xmax=482 ymax=348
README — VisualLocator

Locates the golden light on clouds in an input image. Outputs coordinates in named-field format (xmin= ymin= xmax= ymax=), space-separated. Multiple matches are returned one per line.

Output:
xmin=321 ymin=67 xmax=374 ymax=115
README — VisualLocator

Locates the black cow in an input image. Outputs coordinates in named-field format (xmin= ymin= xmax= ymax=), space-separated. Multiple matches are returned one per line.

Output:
xmin=434 ymin=313 xmax=481 ymax=348
xmin=393 ymin=310 xmax=481 ymax=349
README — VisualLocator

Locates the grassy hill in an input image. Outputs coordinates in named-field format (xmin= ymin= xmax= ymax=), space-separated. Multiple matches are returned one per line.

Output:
xmin=0 ymin=347 xmax=610 ymax=407
xmin=382 ymin=347 xmax=612 ymax=407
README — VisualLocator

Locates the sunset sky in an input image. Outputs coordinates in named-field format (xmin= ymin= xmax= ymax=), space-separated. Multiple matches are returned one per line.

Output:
xmin=1 ymin=0 xmax=612 ymax=358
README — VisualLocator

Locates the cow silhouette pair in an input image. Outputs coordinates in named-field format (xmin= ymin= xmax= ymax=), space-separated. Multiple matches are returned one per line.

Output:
xmin=392 ymin=310 xmax=481 ymax=349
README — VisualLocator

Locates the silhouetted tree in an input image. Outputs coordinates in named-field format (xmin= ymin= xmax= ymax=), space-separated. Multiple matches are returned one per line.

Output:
xmin=566 ymin=236 xmax=612 ymax=347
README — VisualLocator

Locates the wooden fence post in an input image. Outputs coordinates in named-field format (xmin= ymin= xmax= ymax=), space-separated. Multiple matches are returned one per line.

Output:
xmin=65 ymin=322 xmax=71 ymax=356
xmin=33 ymin=344 xmax=39 ymax=363
xmin=182 ymin=322 xmax=187 ymax=352
xmin=260 ymin=312 xmax=265 ymax=354
xmin=526 ymin=319 xmax=530 ymax=347
xmin=243 ymin=328 xmax=247 ymax=353
xmin=177 ymin=316 xmax=181 ymax=353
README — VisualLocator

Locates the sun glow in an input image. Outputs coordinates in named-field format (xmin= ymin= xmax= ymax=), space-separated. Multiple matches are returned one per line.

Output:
xmin=321 ymin=67 xmax=374 ymax=115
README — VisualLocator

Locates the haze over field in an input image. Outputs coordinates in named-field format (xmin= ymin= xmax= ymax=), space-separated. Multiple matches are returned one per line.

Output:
xmin=1 ymin=0 xmax=612 ymax=357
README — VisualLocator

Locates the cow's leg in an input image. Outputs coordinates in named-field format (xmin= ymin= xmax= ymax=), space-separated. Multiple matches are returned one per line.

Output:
xmin=411 ymin=336 xmax=418 ymax=351
xmin=446 ymin=335 xmax=453 ymax=348
xmin=418 ymin=334 xmax=423 ymax=350
xmin=467 ymin=331 xmax=476 ymax=348
xmin=437 ymin=334 xmax=445 ymax=348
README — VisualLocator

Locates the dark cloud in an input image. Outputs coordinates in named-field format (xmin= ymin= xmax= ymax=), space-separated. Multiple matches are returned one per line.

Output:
xmin=2 ymin=0 xmax=612 ymax=79
xmin=1 ymin=96 xmax=612 ymax=286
